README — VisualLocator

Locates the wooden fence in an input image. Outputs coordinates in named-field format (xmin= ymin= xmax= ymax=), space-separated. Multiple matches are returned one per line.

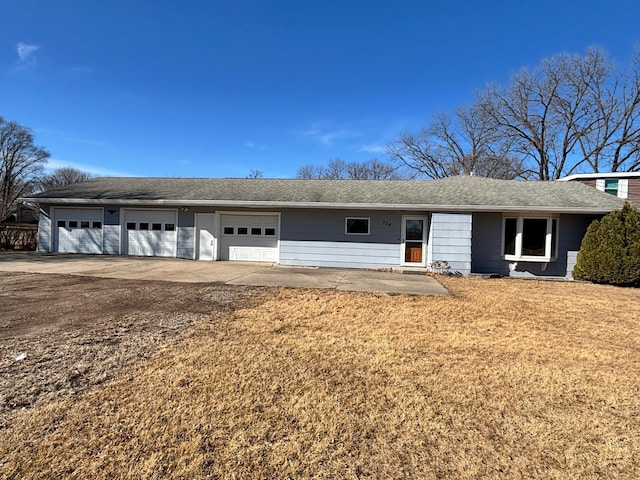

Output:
xmin=0 ymin=224 xmax=38 ymax=251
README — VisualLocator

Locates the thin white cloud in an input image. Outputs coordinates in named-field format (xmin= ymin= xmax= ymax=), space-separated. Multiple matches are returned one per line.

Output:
xmin=11 ymin=42 xmax=41 ymax=73
xmin=245 ymin=141 xmax=267 ymax=150
xmin=359 ymin=143 xmax=386 ymax=154
xmin=33 ymin=128 xmax=108 ymax=147
xmin=300 ymin=123 xmax=361 ymax=145
xmin=17 ymin=43 xmax=40 ymax=61
xmin=45 ymin=158 xmax=132 ymax=177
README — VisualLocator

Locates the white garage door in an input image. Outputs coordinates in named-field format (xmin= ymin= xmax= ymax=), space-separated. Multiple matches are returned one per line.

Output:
xmin=123 ymin=209 xmax=177 ymax=257
xmin=219 ymin=214 xmax=278 ymax=262
xmin=54 ymin=208 xmax=103 ymax=254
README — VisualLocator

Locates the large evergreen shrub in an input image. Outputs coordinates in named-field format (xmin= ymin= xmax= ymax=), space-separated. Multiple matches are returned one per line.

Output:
xmin=573 ymin=203 xmax=640 ymax=286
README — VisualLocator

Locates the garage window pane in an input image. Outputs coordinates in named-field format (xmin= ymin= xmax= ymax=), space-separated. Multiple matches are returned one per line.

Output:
xmin=223 ymin=227 xmax=234 ymax=235
xmin=80 ymin=221 xmax=90 ymax=228
xmin=237 ymin=227 xmax=248 ymax=235
xmin=57 ymin=220 xmax=66 ymax=228
xmin=152 ymin=223 xmax=162 ymax=231
xmin=127 ymin=222 xmax=136 ymax=230
xmin=251 ymin=227 xmax=262 ymax=235
xmin=265 ymin=228 xmax=276 ymax=236
xmin=92 ymin=221 xmax=102 ymax=229
xmin=165 ymin=223 xmax=175 ymax=231
xmin=69 ymin=221 xmax=78 ymax=228
xmin=139 ymin=223 xmax=149 ymax=230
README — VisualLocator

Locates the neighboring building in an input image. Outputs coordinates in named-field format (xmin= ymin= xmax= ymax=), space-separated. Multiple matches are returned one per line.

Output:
xmin=22 ymin=176 xmax=626 ymax=279
xmin=558 ymin=172 xmax=640 ymax=205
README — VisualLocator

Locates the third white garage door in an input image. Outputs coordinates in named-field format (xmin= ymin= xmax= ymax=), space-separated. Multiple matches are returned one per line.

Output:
xmin=123 ymin=209 xmax=177 ymax=257
xmin=219 ymin=214 xmax=279 ymax=262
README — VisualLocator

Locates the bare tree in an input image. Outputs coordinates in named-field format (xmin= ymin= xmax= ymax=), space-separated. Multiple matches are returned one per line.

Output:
xmin=576 ymin=48 xmax=640 ymax=172
xmin=296 ymin=163 xmax=326 ymax=179
xmin=40 ymin=167 xmax=93 ymax=191
xmin=390 ymin=47 xmax=640 ymax=180
xmin=387 ymin=106 xmax=524 ymax=179
xmin=362 ymin=158 xmax=403 ymax=179
xmin=296 ymin=158 xmax=404 ymax=180
xmin=246 ymin=169 xmax=263 ymax=178
xmin=323 ymin=158 xmax=349 ymax=179
xmin=480 ymin=47 xmax=640 ymax=179
xmin=0 ymin=117 xmax=49 ymax=221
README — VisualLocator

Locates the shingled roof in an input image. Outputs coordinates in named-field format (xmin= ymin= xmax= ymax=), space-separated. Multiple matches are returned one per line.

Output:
xmin=25 ymin=175 xmax=626 ymax=213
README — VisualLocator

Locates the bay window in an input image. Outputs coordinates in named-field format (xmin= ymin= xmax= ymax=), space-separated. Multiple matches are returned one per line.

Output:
xmin=502 ymin=216 xmax=558 ymax=262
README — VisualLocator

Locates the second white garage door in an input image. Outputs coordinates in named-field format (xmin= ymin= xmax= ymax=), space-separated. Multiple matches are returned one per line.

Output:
xmin=219 ymin=214 xmax=279 ymax=261
xmin=123 ymin=209 xmax=177 ymax=257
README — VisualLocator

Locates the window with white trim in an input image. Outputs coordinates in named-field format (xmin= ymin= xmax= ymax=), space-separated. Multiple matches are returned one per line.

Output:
xmin=345 ymin=217 xmax=370 ymax=235
xmin=502 ymin=216 xmax=558 ymax=262
xmin=596 ymin=178 xmax=628 ymax=198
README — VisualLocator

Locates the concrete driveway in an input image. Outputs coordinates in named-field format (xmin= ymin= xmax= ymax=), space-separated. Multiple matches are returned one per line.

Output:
xmin=0 ymin=252 xmax=449 ymax=296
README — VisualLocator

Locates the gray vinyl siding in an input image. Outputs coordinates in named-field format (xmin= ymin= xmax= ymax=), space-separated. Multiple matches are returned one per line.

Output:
xmin=470 ymin=213 xmax=503 ymax=274
xmin=471 ymin=212 xmax=598 ymax=279
xmin=279 ymin=240 xmax=399 ymax=268
xmin=279 ymin=209 xmax=403 ymax=268
xmin=280 ymin=209 xmax=401 ymax=243
xmin=37 ymin=205 xmax=51 ymax=253
xmin=176 ymin=208 xmax=194 ymax=259
xmin=427 ymin=213 xmax=472 ymax=276
xmin=103 ymin=206 xmax=121 ymax=255
xmin=177 ymin=227 xmax=194 ymax=259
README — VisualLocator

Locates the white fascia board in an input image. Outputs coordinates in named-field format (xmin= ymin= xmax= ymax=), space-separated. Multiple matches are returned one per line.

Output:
xmin=21 ymin=197 xmax=622 ymax=214
xmin=558 ymin=172 xmax=640 ymax=181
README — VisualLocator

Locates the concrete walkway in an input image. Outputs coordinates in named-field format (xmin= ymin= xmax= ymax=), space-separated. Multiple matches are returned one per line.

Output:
xmin=0 ymin=252 xmax=449 ymax=296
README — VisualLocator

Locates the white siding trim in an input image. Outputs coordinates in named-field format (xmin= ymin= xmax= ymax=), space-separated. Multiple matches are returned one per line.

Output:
xmin=595 ymin=179 xmax=605 ymax=191
xmin=618 ymin=179 xmax=629 ymax=199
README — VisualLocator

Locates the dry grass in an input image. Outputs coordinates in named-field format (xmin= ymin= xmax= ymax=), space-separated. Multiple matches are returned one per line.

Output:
xmin=1 ymin=278 xmax=639 ymax=479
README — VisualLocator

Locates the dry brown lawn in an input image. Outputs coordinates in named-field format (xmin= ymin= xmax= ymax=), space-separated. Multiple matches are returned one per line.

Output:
xmin=1 ymin=276 xmax=639 ymax=479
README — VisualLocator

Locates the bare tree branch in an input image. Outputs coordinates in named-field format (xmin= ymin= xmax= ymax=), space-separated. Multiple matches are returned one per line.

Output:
xmin=39 ymin=167 xmax=94 ymax=191
xmin=0 ymin=117 xmax=49 ymax=221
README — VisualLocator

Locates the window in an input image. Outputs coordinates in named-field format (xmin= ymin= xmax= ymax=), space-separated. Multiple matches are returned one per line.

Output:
xmin=597 ymin=178 xmax=628 ymax=198
xmin=223 ymin=226 xmax=234 ymax=235
xmin=92 ymin=221 xmax=102 ymax=229
xmin=165 ymin=223 xmax=175 ymax=231
xmin=237 ymin=227 xmax=248 ymax=235
xmin=127 ymin=222 xmax=136 ymax=230
xmin=152 ymin=223 xmax=162 ymax=231
xmin=57 ymin=220 xmax=66 ymax=228
xmin=139 ymin=223 xmax=149 ymax=230
xmin=503 ymin=218 xmax=517 ymax=256
xmin=604 ymin=179 xmax=619 ymax=196
xmin=80 ymin=221 xmax=90 ymax=228
xmin=265 ymin=228 xmax=276 ymax=236
xmin=251 ymin=227 xmax=262 ymax=235
xmin=69 ymin=221 xmax=78 ymax=228
xmin=345 ymin=217 xmax=370 ymax=235
xmin=503 ymin=216 xmax=559 ymax=262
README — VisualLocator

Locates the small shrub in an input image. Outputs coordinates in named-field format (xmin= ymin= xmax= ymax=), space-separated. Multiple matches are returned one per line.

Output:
xmin=573 ymin=203 xmax=640 ymax=286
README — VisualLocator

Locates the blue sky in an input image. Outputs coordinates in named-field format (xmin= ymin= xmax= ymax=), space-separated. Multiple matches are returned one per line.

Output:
xmin=2 ymin=0 xmax=640 ymax=178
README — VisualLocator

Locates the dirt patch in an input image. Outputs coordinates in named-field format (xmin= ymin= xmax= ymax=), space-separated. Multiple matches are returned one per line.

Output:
xmin=0 ymin=272 xmax=266 ymax=425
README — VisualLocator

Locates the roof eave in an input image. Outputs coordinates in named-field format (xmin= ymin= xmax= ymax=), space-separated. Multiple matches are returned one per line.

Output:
xmin=558 ymin=172 xmax=640 ymax=181
xmin=21 ymin=197 xmax=622 ymax=214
